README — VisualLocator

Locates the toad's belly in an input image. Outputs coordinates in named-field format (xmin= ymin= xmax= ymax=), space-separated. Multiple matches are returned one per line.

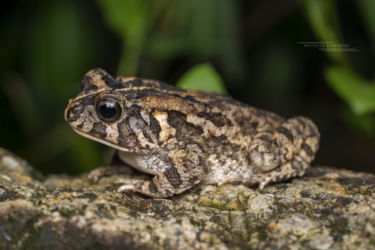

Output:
xmin=202 ymin=153 xmax=254 ymax=185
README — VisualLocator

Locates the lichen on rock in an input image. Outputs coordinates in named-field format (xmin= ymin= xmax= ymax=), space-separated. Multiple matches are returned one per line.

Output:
xmin=1 ymin=147 xmax=375 ymax=249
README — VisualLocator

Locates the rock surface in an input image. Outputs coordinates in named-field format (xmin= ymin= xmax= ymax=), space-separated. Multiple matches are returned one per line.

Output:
xmin=0 ymin=147 xmax=375 ymax=250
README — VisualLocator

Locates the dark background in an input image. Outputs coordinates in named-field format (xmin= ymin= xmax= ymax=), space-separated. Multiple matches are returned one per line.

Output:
xmin=1 ymin=0 xmax=374 ymax=175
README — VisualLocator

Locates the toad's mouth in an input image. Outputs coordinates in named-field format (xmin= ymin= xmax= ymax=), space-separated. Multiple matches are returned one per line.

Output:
xmin=71 ymin=127 xmax=138 ymax=153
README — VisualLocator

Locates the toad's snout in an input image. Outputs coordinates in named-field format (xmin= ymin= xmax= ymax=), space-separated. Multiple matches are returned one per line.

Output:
xmin=64 ymin=102 xmax=84 ymax=124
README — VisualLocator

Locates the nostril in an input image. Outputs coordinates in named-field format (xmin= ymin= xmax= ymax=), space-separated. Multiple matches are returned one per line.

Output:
xmin=66 ymin=104 xmax=83 ymax=122
xmin=73 ymin=105 xmax=83 ymax=113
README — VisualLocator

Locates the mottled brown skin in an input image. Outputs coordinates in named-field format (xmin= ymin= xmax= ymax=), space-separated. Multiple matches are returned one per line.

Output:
xmin=65 ymin=69 xmax=320 ymax=198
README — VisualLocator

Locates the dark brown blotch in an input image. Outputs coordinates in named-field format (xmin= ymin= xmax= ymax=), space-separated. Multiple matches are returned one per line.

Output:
xmin=126 ymin=106 xmax=149 ymax=146
xmin=124 ymin=78 xmax=143 ymax=87
xmin=276 ymin=127 xmax=294 ymax=142
xmin=216 ymin=134 xmax=228 ymax=142
xmin=81 ymin=75 xmax=98 ymax=91
xmin=167 ymin=111 xmax=203 ymax=139
xmin=142 ymin=129 xmax=154 ymax=145
xmin=295 ymin=117 xmax=307 ymax=128
xmin=99 ymin=71 xmax=123 ymax=89
xmin=199 ymin=156 xmax=210 ymax=173
xmin=66 ymin=104 xmax=83 ymax=123
xmin=127 ymin=105 xmax=144 ymax=121
xmin=250 ymin=121 xmax=259 ymax=129
xmin=119 ymin=89 xmax=144 ymax=100
xmin=148 ymin=181 xmax=158 ymax=193
xmin=258 ymin=134 xmax=271 ymax=141
xmin=90 ymin=122 xmax=107 ymax=138
xmin=308 ymin=123 xmax=319 ymax=138
xmin=121 ymin=89 xmax=170 ymax=101
xmin=149 ymin=110 xmax=161 ymax=134
xmin=76 ymin=122 xmax=84 ymax=129
xmin=117 ymin=119 xmax=135 ymax=146
xmin=180 ymin=95 xmax=200 ymax=104
xmin=167 ymin=110 xmax=187 ymax=128
xmin=188 ymin=175 xmax=199 ymax=185
xmin=301 ymin=143 xmax=314 ymax=156
xmin=164 ymin=167 xmax=182 ymax=188
xmin=197 ymin=112 xmax=232 ymax=127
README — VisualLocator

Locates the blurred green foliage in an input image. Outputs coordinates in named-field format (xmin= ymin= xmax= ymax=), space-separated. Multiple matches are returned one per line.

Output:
xmin=298 ymin=0 xmax=349 ymax=66
xmin=299 ymin=0 xmax=375 ymax=136
xmin=326 ymin=66 xmax=375 ymax=115
xmin=357 ymin=0 xmax=375 ymax=42
xmin=98 ymin=0 xmax=244 ymax=78
xmin=176 ymin=63 xmax=226 ymax=94
xmin=1 ymin=0 xmax=374 ymax=174
xmin=97 ymin=0 xmax=157 ymax=75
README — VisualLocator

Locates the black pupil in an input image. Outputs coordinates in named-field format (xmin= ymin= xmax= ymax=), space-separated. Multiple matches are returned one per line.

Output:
xmin=99 ymin=102 xmax=118 ymax=119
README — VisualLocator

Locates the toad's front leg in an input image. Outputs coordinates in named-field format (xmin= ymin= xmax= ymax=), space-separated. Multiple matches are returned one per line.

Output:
xmin=117 ymin=166 xmax=207 ymax=198
xmin=88 ymin=152 xmax=135 ymax=183
xmin=116 ymin=148 xmax=209 ymax=198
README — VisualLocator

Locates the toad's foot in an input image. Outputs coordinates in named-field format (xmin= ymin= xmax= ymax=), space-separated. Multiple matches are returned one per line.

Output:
xmin=88 ymin=152 xmax=134 ymax=183
xmin=88 ymin=165 xmax=134 ymax=183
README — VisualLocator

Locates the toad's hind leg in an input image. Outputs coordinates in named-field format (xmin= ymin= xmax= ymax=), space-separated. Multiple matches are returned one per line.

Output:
xmin=257 ymin=155 xmax=309 ymax=189
xmin=243 ymin=116 xmax=319 ymax=188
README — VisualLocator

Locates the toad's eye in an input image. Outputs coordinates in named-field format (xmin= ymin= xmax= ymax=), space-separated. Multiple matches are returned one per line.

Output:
xmin=96 ymin=99 xmax=122 ymax=122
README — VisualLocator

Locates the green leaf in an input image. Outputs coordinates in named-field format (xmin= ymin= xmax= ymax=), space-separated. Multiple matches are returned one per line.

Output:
xmin=326 ymin=66 xmax=375 ymax=115
xmin=96 ymin=0 xmax=151 ymax=42
xmin=176 ymin=63 xmax=227 ymax=94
